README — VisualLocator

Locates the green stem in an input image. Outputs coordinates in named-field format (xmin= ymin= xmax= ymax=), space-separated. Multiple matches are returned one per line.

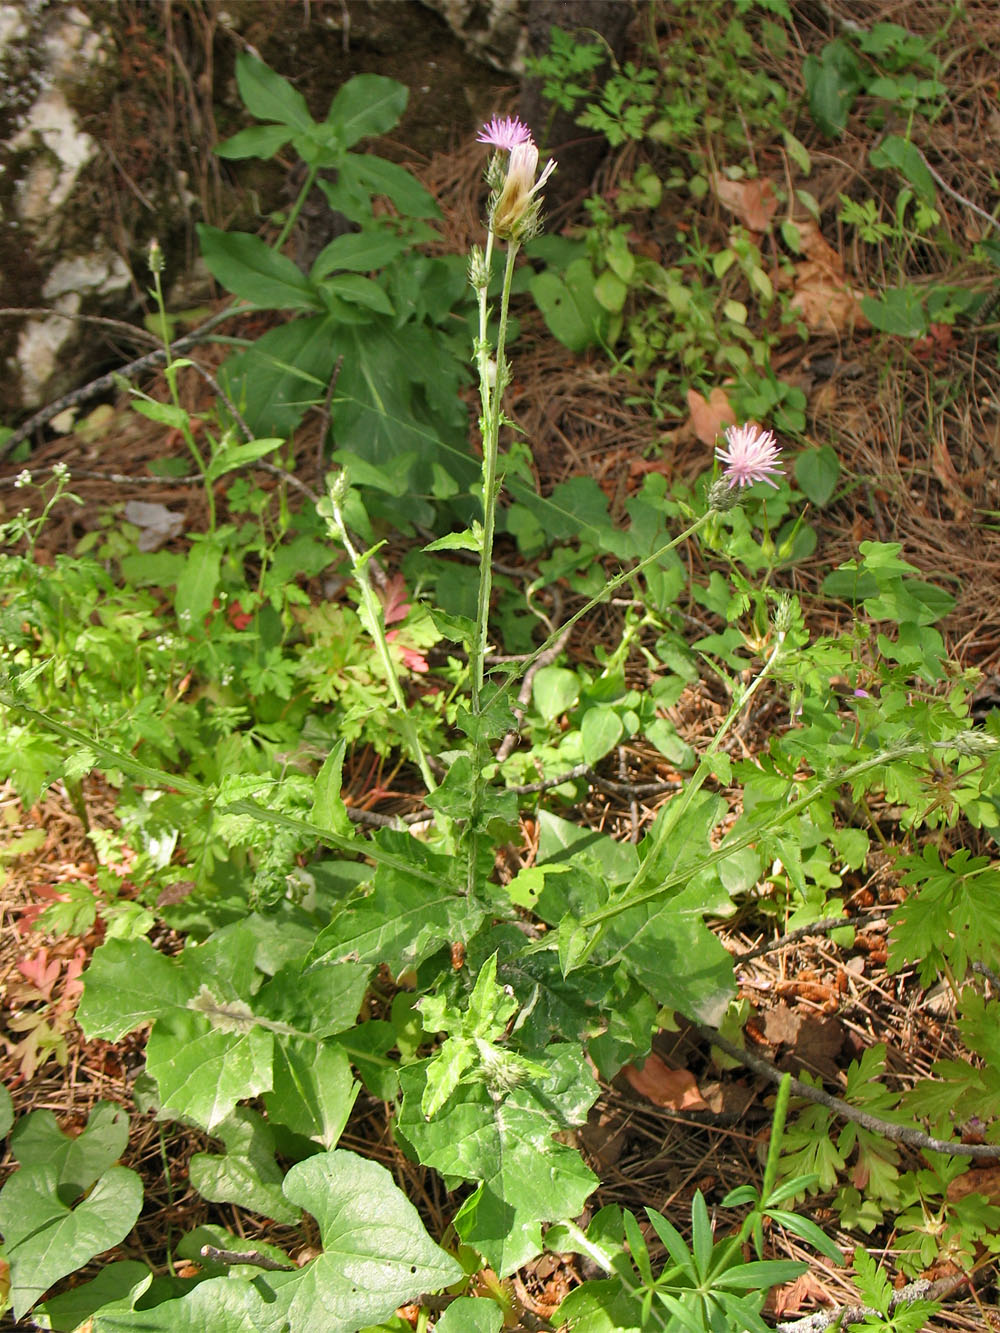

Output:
xmin=495 ymin=511 xmax=716 ymax=707
xmin=275 ymin=165 xmax=318 ymax=251
xmin=149 ymin=262 xmax=215 ymax=532
xmin=618 ymin=633 xmax=787 ymax=903
xmin=327 ymin=500 xmax=437 ymax=794
xmin=470 ymin=238 xmax=519 ymax=708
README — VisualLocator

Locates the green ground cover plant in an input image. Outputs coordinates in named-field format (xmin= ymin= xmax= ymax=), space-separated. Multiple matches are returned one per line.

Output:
xmin=2 ymin=8 xmax=1000 ymax=1330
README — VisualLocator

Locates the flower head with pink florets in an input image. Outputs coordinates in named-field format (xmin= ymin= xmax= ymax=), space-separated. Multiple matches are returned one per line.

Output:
xmin=477 ymin=115 xmax=533 ymax=152
xmin=715 ymin=423 xmax=784 ymax=490
xmin=478 ymin=114 xmax=555 ymax=242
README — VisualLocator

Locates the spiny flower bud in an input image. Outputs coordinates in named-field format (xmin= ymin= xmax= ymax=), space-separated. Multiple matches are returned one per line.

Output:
xmin=707 ymin=478 xmax=742 ymax=512
xmin=468 ymin=245 xmax=489 ymax=293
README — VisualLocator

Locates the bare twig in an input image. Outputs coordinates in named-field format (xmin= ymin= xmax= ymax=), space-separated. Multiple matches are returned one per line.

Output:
xmin=910 ymin=145 xmax=1000 ymax=236
xmin=776 ymin=1269 xmax=975 ymax=1333
xmin=737 ymin=913 xmax=889 ymax=963
xmin=200 ymin=1244 xmax=294 ymax=1272
xmin=692 ymin=1022 xmax=1000 ymax=1159
xmin=1 ymin=305 xmax=243 ymax=459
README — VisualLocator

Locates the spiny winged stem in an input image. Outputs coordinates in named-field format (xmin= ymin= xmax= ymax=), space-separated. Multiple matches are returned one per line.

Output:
xmin=466 ymin=234 xmax=519 ymax=889
xmin=470 ymin=235 xmax=520 ymax=706
xmin=147 ymin=240 xmax=216 ymax=533
xmin=324 ymin=493 xmax=437 ymax=795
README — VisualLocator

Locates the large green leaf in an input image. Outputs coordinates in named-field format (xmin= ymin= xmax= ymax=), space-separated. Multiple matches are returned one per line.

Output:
xmin=94 ymin=1151 xmax=462 ymax=1332
xmin=77 ymin=937 xmax=191 ymax=1039
xmin=217 ymin=314 xmax=338 ymax=437
xmin=34 ymin=1261 xmax=150 ymax=1332
xmin=198 ymin=225 xmax=320 ymax=311
xmin=308 ymin=851 xmax=474 ymax=975
xmin=435 ymin=1296 xmax=504 ymax=1332
xmin=603 ymin=878 xmax=737 ymax=1025
xmin=189 ymin=1108 xmax=299 ymax=1224
xmin=264 ymin=1039 xmax=357 ymax=1148
xmin=235 ymin=52 xmax=314 ymax=134
xmin=0 ymin=1104 xmax=142 ymax=1319
xmin=145 ymin=1009 xmax=273 ymax=1132
xmin=79 ymin=930 xmax=364 ymax=1134
xmin=326 ymin=74 xmax=407 ymax=146
xmin=397 ymin=1045 xmax=599 ymax=1275
xmin=279 ymin=1150 xmax=463 ymax=1328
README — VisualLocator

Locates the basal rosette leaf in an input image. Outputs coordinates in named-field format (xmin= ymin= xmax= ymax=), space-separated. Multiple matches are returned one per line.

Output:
xmin=397 ymin=1044 xmax=599 ymax=1275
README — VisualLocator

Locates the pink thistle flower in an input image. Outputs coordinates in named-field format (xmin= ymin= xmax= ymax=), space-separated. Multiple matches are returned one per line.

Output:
xmin=477 ymin=115 xmax=533 ymax=151
xmin=715 ymin=423 xmax=783 ymax=489
xmin=492 ymin=138 xmax=556 ymax=238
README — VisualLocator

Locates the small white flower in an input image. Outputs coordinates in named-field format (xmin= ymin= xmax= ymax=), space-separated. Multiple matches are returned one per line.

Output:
xmin=14 ymin=470 xmax=31 ymax=489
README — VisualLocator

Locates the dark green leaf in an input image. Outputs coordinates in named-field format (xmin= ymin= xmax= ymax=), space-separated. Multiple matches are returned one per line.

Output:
xmin=235 ymin=53 xmax=314 ymax=133
xmin=197 ymin=225 xmax=320 ymax=311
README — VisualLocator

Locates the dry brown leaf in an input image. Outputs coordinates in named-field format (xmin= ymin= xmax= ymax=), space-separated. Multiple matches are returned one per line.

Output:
xmin=762 ymin=1003 xmax=801 ymax=1046
xmin=793 ymin=218 xmax=844 ymax=274
xmin=771 ymin=1271 xmax=835 ymax=1317
xmin=931 ymin=434 xmax=972 ymax=519
xmin=947 ymin=1163 xmax=1000 ymax=1204
xmin=624 ymin=1053 xmax=709 ymax=1110
xmin=686 ymin=386 xmax=736 ymax=446
xmin=713 ymin=175 xmax=779 ymax=232
xmin=790 ymin=264 xmax=869 ymax=333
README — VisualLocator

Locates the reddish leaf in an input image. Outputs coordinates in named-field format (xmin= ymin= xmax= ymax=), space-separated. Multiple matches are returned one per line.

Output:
xmin=17 ymin=947 xmax=60 ymax=1000
xmin=380 ymin=573 xmax=411 ymax=626
xmin=624 ymin=1053 xmax=709 ymax=1110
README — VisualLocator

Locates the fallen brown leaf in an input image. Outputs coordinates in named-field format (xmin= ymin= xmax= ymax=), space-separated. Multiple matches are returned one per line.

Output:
xmin=624 ymin=1053 xmax=709 ymax=1110
xmin=713 ymin=175 xmax=779 ymax=233
xmin=771 ymin=1270 xmax=836 ymax=1316
xmin=686 ymin=386 xmax=736 ymax=446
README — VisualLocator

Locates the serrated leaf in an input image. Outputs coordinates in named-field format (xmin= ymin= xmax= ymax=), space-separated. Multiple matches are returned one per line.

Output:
xmin=307 ymin=855 xmax=474 ymax=975
xmin=310 ymin=741 xmax=352 ymax=837
xmin=189 ymin=1108 xmax=299 ymax=1223
xmin=78 ymin=938 xmax=191 ymax=1040
xmin=604 ymin=881 xmax=736 ymax=1025
xmin=145 ymin=1009 xmax=272 ymax=1131
xmin=264 ymin=1038 xmax=357 ymax=1148
xmin=398 ymin=1045 xmax=599 ymax=1275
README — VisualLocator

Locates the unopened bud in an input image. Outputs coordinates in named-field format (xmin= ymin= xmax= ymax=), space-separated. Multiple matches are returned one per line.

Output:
xmin=707 ymin=479 xmax=741 ymax=512
xmin=147 ymin=238 xmax=164 ymax=274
